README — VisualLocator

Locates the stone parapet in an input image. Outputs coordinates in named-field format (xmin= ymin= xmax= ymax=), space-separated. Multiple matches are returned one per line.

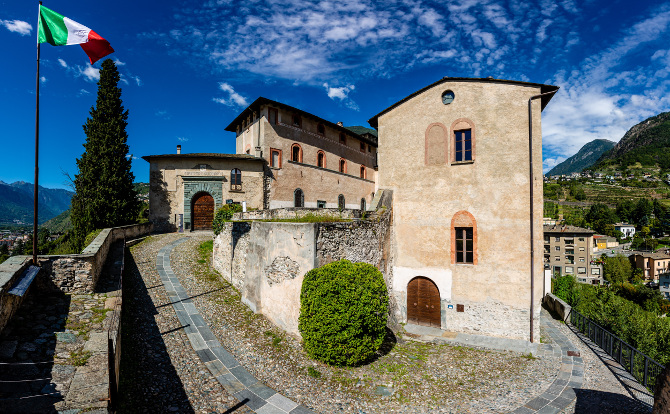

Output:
xmin=543 ymin=292 xmax=572 ymax=322
xmin=233 ymin=207 xmax=359 ymax=221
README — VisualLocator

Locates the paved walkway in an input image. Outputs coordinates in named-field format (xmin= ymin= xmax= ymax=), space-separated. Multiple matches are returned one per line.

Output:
xmin=157 ymin=237 xmax=312 ymax=414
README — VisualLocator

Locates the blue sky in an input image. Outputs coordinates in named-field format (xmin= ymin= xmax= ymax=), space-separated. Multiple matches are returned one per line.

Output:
xmin=1 ymin=0 xmax=669 ymax=189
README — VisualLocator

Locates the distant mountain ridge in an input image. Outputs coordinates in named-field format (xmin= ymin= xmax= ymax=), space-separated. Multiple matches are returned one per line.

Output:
xmin=594 ymin=111 xmax=670 ymax=169
xmin=547 ymin=139 xmax=615 ymax=176
xmin=0 ymin=181 xmax=73 ymax=224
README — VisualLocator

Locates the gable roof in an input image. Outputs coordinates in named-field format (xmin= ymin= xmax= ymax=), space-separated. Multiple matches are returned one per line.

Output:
xmin=224 ymin=97 xmax=378 ymax=146
xmin=367 ymin=77 xmax=560 ymax=129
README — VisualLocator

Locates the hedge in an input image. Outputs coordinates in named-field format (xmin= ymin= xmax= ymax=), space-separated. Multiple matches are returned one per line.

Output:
xmin=298 ymin=260 xmax=388 ymax=366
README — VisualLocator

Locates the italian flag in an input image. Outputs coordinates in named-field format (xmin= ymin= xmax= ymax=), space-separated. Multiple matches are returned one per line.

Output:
xmin=38 ymin=5 xmax=114 ymax=64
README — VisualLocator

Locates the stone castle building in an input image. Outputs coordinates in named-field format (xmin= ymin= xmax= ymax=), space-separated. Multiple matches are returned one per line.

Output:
xmin=145 ymin=77 xmax=559 ymax=343
xmin=144 ymin=98 xmax=377 ymax=232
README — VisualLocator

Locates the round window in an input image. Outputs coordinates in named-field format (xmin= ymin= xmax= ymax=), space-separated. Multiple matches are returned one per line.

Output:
xmin=442 ymin=90 xmax=455 ymax=105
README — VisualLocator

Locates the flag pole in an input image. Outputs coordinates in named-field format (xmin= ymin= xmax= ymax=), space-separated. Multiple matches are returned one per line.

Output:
xmin=33 ymin=1 xmax=42 ymax=265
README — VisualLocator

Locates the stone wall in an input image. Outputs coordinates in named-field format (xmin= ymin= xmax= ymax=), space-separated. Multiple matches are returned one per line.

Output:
xmin=212 ymin=209 xmax=394 ymax=337
xmin=233 ymin=207 xmax=359 ymax=221
xmin=543 ymin=293 xmax=571 ymax=322
xmin=0 ymin=257 xmax=34 ymax=334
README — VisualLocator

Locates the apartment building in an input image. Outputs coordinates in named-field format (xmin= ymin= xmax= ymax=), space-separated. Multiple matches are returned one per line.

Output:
xmin=631 ymin=251 xmax=670 ymax=284
xmin=544 ymin=224 xmax=603 ymax=284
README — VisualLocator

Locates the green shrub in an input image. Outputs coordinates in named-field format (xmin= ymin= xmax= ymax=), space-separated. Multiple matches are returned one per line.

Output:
xmin=299 ymin=260 xmax=388 ymax=366
xmin=212 ymin=204 xmax=243 ymax=235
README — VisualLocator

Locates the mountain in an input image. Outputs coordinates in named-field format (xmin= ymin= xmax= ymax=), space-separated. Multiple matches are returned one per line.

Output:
xmin=0 ymin=182 xmax=73 ymax=224
xmin=42 ymin=209 xmax=72 ymax=233
xmin=593 ymin=111 xmax=670 ymax=169
xmin=547 ymin=139 xmax=615 ymax=176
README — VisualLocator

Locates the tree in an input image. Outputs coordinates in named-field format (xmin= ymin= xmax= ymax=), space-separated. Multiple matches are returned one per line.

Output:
xmin=603 ymin=254 xmax=633 ymax=285
xmin=585 ymin=203 xmax=619 ymax=234
xmin=0 ymin=244 xmax=9 ymax=263
xmin=11 ymin=239 xmax=25 ymax=256
xmin=70 ymin=59 xmax=140 ymax=250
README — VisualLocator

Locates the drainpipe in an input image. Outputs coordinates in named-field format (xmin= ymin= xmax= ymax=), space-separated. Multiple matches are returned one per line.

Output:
xmin=528 ymin=91 xmax=557 ymax=343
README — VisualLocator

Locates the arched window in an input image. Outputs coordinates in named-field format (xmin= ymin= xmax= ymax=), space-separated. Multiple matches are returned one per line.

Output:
xmin=450 ymin=118 xmax=475 ymax=163
xmin=360 ymin=198 xmax=366 ymax=212
xmin=339 ymin=133 xmax=346 ymax=144
xmin=291 ymin=144 xmax=302 ymax=163
xmin=360 ymin=165 xmax=366 ymax=179
xmin=317 ymin=123 xmax=325 ymax=135
xmin=451 ymin=211 xmax=477 ymax=265
xmin=294 ymin=188 xmax=304 ymax=207
xmin=292 ymin=114 xmax=302 ymax=128
xmin=338 ymin=194 xmax=345 ymax=210
xmin=339 ymin=158 xmax=346 ymax=173
xmin=317 ymin=151 xmax=326 ymax=168
xmin=230 ymin=168 xmax=242 ymax=191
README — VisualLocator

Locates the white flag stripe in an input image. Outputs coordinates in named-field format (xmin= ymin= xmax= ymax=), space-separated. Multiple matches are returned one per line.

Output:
xmin=63 ymin=17 xmax=91 ymax=45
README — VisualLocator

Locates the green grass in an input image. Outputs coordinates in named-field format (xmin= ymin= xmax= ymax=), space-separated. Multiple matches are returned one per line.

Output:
xmin=70 ymin=350 xmax=92 ymax=366
xmin=307 ymin=366 xmax=322 ymax=378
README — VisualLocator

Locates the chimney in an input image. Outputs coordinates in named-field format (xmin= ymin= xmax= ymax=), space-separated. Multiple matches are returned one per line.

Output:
xmin=337 ymin=121 xmax=343 ymax=126
xmin=177 ymin=145 xmax=181 ymax=154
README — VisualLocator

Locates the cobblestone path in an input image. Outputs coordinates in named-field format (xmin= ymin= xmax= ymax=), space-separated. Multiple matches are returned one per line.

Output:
xmin=121 ymin=233 xmax=656 ymax=413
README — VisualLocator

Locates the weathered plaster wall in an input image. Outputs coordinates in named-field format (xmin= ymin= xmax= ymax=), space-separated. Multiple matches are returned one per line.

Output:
xmin=212 ymin=209 xmax=394 ymax=336
xmin=376 ymin=79 xmax=546 ymax=341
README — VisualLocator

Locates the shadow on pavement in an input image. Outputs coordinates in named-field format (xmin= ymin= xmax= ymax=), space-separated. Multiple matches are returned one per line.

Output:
xmin=574 ymin=388 xmax=652 ymax=413
xmin=117 ymin=248 xmax=194 ymax=413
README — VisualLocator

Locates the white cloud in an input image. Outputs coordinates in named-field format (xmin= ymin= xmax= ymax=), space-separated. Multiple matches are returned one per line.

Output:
xmin=40 ymin=77 xmax=47 ymax=84
xmin=542 ymin=6 xmax=670 ymax=165
xmin=132 ymin=76 xmax=142 ymax=86
xmin=113 ymin=58 xmax=126 ymax=66
xmin=323 ymin=83 xmax=359 ymax=111
xmin=543 ymin=157 xmax=566 ymax=173
xmin=58 ymin=58 xmax=68 ymax=68
xmin=177 ymin=137 xmax=189 ymax=142
xmin=155 ymin=110 xmax=170 ymax=119
xmin=78 ymin=89 xmax=90 ymax=96
xmin=0 ymin=19 xmax=32 ymax=36
xmin=213 ymin=82 xmax=248 ymax=107
xmin=76 ymin=65 xmax=100 ymax=82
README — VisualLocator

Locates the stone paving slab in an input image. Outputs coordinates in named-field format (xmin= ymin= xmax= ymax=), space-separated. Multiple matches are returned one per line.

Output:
xmin=157 ymin=237 xmax=313 ymax=414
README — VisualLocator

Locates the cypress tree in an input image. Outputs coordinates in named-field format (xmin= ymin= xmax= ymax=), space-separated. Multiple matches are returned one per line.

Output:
xmin=70 ymin=59 xmax=139 ymax=250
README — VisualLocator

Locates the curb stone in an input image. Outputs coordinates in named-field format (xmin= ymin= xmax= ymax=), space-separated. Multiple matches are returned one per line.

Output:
xmin=157 ymin=237 xmax=313 ymax=414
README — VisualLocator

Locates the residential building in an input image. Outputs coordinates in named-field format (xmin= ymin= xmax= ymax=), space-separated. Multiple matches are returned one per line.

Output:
xmin=544 ymin=225 xmax=603 ymax=285
xmin=614 ymin=223 xmax=636 ymax=239
xmin=371 ymin=77 xmax=558 ymax=342
xmin=593 ymin=235 xmax=618 ymax=251
xmin=660 ymin=273 xmax=670 ymax=300
xmin=631 ymin=252 xmax=670 ymax=284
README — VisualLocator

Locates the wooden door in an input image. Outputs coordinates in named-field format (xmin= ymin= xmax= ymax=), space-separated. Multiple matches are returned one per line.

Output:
xmin=407 ymin=277 xmax=441 ymax=327
xmin=192 ymin=193 xmax=214 ymax=230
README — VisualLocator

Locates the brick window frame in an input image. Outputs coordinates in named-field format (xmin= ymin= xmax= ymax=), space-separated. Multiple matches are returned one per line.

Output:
xmin=317 ymin=150 xmax=326 ymax=168
xmin=339 ymin=158 xmax=347 ymax=174
xmin=291 ymin=143 xmax=303 ymax=163
xmin=270 ymin=148 xmax=282 ymax=168
xmin=360 ymin=165 xmax=366 ymax=179
xmin=451 ymin=211 xmax=477 ymax=265
xmin=450 ymin=118 xmax=475 ymax=164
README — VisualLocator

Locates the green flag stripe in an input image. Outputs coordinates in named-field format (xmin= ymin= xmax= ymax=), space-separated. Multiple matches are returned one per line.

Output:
xmin=38 ymin=6 xmax=68 ymax=46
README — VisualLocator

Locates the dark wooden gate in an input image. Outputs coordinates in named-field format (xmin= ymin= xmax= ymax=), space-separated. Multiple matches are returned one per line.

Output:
xmin=407 ymin=277 xmax=441 ymax=327
xmin=192 ymin=193 xmax=214 ymax=230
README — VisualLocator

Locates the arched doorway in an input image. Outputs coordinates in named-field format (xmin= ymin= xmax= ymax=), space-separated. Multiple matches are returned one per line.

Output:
xmin=191 ymin=192 xmax=214 ymax=230
xmin=407 ymin=277 xmax=441 ymax=327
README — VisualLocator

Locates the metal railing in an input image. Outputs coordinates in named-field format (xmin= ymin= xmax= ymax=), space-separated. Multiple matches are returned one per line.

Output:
xmin=569 ymin=308 xmax=665 ymax=391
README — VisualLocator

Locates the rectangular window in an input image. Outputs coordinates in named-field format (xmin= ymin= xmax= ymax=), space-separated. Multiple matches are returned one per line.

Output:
xmin=555 ymin=256 xmax=561 ymax=261
xmin=579 ymin=257 xmax=585 ymax=262
xmin=565 ymin=266 xmax=574 ymax=273
xmin=555 ymin=246 xmax=560 ymax=251
xmin=555 ymin=237 xmax=560 ymax=242
xmin=579 ymin=247 xmax=585 ymax=252
xmin=270 ymin=148 xmax=282 ymax=168
xmin=317 ymin=200 xmax=326 ymax=208
xmin=268 ymin=107 xmax=278 ymax=125
xmin=591 ymin=268 xmax=600 ymax=275
xmin=360 ymin=142 xmax=365 ymax=152
xmin=579 ymin=237 xmax=585 ymax=242
xmin=455 ymin=227 xmax=473 ymax=264
xmin=368 ymin=145 xmax=372 ymax=152
xmin=455 ymin=129 xmax=472 ymax=162
xmin=578 ymin=267 xmax=587 ymax=274
xmin=199 ymin=164 xmax=206 ymax=171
